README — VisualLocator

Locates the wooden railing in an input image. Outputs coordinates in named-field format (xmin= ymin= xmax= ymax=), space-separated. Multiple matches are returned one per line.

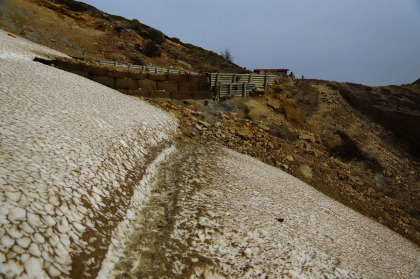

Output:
xmin=210 ymin=73 xmax=276 ymax=100
xmin=214 ymin=83 xmax=256 ymax=99
xmin=73 ymin=57 xmax=200 ymax=75
xmin=210 ymin=73 xmax=276 ymax=89
xmin=71 ymin=57 xmax=278 ymax=101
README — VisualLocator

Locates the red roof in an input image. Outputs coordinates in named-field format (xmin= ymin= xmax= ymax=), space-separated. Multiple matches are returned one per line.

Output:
xmin=254 ymin=69 xmax=289 ymax=72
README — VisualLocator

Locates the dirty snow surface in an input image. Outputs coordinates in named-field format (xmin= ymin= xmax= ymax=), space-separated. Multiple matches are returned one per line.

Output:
xmin=0 ymin=30 xmax=178 ymax=278
xmin=1 ymin=29 xmax=420 ymax=279
xmin=0 ymin=29 xmax=69 ymax=61
xmin=102 ymin=143 xmax=420 ymax=279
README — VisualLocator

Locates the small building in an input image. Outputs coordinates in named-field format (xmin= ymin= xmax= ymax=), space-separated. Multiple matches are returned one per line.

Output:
xmin=254 ymin=69 xmax=289 ymax=77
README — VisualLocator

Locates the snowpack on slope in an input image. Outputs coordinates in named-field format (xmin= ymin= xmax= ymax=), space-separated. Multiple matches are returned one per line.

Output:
xmin=0 ymin=29 xmax=178 ymax=278
xmin=101 ymin=143 xmax=420 ymax=278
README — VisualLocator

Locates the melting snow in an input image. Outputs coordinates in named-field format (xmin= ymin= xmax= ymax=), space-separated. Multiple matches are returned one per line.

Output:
xmin=0 ymin=28 xmax=178 ymax=278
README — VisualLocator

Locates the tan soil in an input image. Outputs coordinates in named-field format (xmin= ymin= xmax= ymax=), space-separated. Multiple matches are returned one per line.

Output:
xmin=0 ymin=0 xmax=247 ymax=73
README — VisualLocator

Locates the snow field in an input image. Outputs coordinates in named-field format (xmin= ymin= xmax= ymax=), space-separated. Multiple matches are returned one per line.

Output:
xmin=0 ymin=30 xmax=178 ymax=278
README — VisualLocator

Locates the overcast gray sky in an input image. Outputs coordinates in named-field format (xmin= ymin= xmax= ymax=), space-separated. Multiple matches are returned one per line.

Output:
xmin=82 ymin=0 xmax=420 ymax=86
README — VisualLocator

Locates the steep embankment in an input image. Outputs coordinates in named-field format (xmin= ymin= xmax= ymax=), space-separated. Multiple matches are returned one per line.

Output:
xmin=0 ymin=0 xmax=247 ymax=73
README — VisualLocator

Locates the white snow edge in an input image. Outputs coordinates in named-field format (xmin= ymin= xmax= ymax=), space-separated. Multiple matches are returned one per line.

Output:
xmin=96 ymin=145 xmax=177 ymax=279
xmin=0 ymin=29 xmax=69 ymax=61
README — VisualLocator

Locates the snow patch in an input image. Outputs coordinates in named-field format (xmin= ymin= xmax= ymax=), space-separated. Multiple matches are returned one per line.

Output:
xmin=0 ymin=29 xmax=68 ymax=61
xmin=96 ymin=146 xmax=177 ymax=279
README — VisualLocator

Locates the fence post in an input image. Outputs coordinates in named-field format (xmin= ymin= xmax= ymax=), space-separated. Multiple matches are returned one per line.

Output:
xmin=155 ymin=68 xmax=158 ymax=74
xmin=249 ymin=74 xmax=252 ymax=83
xmin=114 ymin=62 xmax=117 ymax=66
xmin=242 ymin=83 xmax=246 ymax=97
xmin=228 ymin=83 xmax=232 ymax=95
xmin=264 ymin=75 xmax=268 ymax=88
xmin=215 ymin=73 xmax=219 ymax=87
xmin=232 ymin=74 xmax=236 ymax=83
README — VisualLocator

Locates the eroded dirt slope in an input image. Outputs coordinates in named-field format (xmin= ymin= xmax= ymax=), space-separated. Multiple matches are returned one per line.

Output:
xmin=0 ymin=0 xmax=246 ymax=73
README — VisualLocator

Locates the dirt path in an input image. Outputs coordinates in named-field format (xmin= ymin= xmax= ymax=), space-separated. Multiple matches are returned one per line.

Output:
xmin=101 ymin=143 xmax=220 ymax=278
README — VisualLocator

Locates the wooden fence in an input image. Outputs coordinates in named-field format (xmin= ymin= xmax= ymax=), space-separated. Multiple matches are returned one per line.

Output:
xmin=70 ymin=57 xmax=279 ymax=101
xmin=210 ymin=73 xmax=276 ymax=89
xmin=215 ymin=83 xmax=256 ymax=99
xmin=73 ymin=57 xmax=200 ymax=75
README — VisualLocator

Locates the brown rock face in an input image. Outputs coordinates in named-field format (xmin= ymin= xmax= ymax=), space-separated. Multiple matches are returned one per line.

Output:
xmin=236 ymin=128 xmax=254 ymax=140
xmin=282 ymin=100 xmax=304 ymax=125
xmin=300 ymin=134 xmax=316 ymax=143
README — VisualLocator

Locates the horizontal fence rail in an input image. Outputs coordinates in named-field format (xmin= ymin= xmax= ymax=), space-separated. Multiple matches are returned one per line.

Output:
xmin=70 ymin=58 xmax=278 ymax=101
xmin=210 ymin=73 xmax=276 ymax=89
xmin=73 ymin=57 xmax=200 ymax=75
xmin=215 ymin=83 xmax=256 ymax=100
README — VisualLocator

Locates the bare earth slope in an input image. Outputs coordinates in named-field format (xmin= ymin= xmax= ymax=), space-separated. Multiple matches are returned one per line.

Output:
xmin=0 ymin=0 xmax=246 ymax=73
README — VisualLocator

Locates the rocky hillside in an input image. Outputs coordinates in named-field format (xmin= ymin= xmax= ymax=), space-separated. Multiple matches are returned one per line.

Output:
xmin=147 ymin=79 xmax=420 ymax=245
xmin=0 ymin=0 xmax=247 ymax=73
xmin=1 ymin=1 xmax=420 ymax=277
xmin=2 ymin=0 xmax=419 ymax=246
xmin=1 ymin=30 xmax=419 ymax=276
